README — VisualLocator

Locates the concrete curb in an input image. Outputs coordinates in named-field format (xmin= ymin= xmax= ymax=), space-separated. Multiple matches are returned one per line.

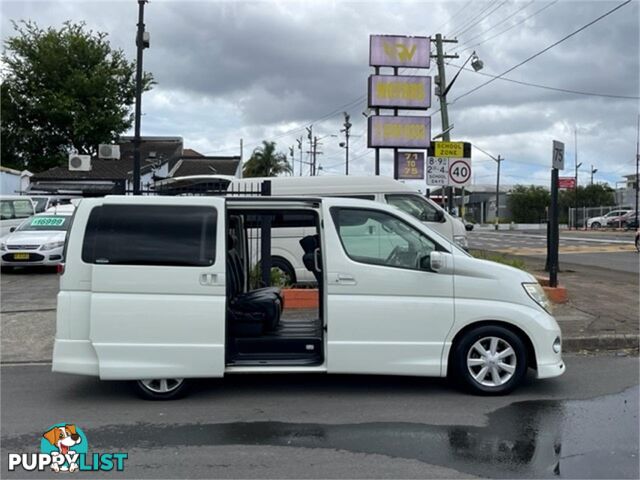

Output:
xmin=563 ymin=334 xmax=640 ymax=352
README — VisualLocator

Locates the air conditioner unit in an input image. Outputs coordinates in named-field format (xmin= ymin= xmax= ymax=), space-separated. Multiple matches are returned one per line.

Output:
xmin=68 ymin=154 xmax=92 ymax=171
xmin=98 ymin=144 xmax=120 ymax=159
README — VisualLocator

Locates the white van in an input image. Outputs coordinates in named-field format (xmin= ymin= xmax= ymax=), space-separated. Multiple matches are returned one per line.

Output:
xmin=228 ymin=176 xmax=467 ymax=284
xmin=1 ymin=195 xmax=35 ymax=238
xmin=53 ymin=195 xmax=564 ymax=399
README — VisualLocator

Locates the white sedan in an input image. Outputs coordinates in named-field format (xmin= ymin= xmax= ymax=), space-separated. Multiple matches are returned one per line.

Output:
xmin=586 ymin=209 xmax=632 ymax=229
xmin=0 ymin=211 xmax=73 ymax=268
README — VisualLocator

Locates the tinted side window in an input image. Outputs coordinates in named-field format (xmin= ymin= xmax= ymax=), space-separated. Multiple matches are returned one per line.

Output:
xmin=82 ymin=205 xmax=217 ymax=266
xmin=385 ymin=194 xmax=440 ymax=222
xmin=13 ymin=200 xmax=34 ymax=218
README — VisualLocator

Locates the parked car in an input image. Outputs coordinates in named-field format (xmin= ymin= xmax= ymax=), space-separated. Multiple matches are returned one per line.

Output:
xmin=606 ymin=210 xmax=637 ymax=228
xmin=30 ymin=195 xmax=80 ymax=213
xmin=586 ymin=209 xmax=632 ymax=229
xmin=0 ymin=195 xmax=35 ymax=238
xmin=52 ymin=195 xmax=564 ymax=399
xmin=625 ymin=216 xmax=639 ymax=231
xmin=636 ymin=229 xmax=640 ymax=252
xmin=0 ymin=210 xmax=73 ymax=268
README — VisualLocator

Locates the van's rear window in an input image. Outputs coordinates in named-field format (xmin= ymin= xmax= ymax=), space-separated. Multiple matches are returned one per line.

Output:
xmin=82 ymin=205 xmax=217 ymax=267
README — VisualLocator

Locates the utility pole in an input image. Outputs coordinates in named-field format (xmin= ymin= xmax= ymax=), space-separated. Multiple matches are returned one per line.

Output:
xmin=590 ymin=165 xmax=597 ymax=185
xmin=239 ymin=138 xmax=243 ymax=178
xmin=495 ymin=155 xmax=503 ymax=228
xmin=432 ymin=33 xmax=459 ymax=212
xmin=306 ymin=126 xmax=313 ymax=176
xmin=289 ymin=146 xmax=295 ymax=176
xmin=296 ymin=137 xmax=303 ymax=176
xmin=574 ymin=127 xmax=582 ymax=229
xmin=132 ymin=0 xmax=149 ymax=195
xmin=636 ymin=115 xmax=640 ymax=230
xmin=341 ymin=112 xmax=352 ymax=175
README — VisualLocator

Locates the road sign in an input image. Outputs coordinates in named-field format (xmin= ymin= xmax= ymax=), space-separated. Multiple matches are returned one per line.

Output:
xmin=396 ymin=151 xmax=424 ymax=180
xmin=426 ymin=157 xmax=448 ymax=185
xmin=434 ymin=141 xmax=464 ymax=158
xmin=552 ymin=140 xmax=565 ymax=170
xmin=558 ymin=177 xmax=576 ymax=189
xmin=448 ymin=158 xmax=472 ymax=186
xmin=368 ymin=115 xmax=431 ymax=148
xmin=369 ymin=35 xmax=431 ymax=68
xmin=368 ymin=75 xmax=431 ymax=110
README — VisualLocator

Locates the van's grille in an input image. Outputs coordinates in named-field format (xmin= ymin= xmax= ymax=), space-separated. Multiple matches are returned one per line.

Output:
xmin=6 ymin=245 xmax=40 ymax=250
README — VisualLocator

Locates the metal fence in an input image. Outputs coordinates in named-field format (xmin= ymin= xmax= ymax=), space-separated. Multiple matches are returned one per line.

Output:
xmin=568 ymin=205 xmax=635 ymax=229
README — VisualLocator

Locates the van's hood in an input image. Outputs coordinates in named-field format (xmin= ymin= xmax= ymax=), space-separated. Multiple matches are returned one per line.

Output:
xmin=3 ymin=230 xmax=66 ymax=246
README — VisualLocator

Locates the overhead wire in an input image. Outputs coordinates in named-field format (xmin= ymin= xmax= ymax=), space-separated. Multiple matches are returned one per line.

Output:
xmin=454 ymin=0 xmax=511 ymax=39
xmin=456 ymin=0 xmax=559 ymax=54
xmin=449 ymin=0 xmax=633 ymax=105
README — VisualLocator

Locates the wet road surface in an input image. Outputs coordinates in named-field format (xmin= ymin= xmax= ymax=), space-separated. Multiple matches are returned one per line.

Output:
xmin=2 ymin=354 xmax=638 ymax=478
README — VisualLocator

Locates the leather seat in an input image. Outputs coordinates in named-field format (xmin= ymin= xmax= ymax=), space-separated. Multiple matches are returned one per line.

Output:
xmin=300 ymin=234 xmax=322 ymax=284
xmin=227 ymin=235 xmax=282 ymax=336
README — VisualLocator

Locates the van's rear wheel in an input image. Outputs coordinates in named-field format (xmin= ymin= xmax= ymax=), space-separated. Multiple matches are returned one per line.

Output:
xmin=134 ymin=378 xmax=188 ymax=400
xmin=452 ymin=325 xmax=527 ymax=395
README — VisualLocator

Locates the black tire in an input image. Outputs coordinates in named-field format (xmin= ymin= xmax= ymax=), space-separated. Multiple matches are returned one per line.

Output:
xmin=590 ymin=222 xmax=601 ymax=229
xmin=271 ymin=257 xmax=296 ymax=285
xmin=451 ymin=325 xmax=528 ymax=395
xmin=133 ymin=378 xmax=189 ymax=400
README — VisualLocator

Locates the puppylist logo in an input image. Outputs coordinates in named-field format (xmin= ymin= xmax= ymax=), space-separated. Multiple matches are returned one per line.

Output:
xmin=7 ymin=423 xmax=127 ymax=473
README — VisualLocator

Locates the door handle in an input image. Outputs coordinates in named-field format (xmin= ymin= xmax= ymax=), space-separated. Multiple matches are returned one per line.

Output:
xmin=333 ymin=273 xmax=357 ymax=285
xmin=199 ymin=273 xmax=220 ymax=286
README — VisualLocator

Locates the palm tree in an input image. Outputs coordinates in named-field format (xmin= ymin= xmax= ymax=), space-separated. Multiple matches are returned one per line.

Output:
xmin=243 ymin=141 xmax=292 ymax=177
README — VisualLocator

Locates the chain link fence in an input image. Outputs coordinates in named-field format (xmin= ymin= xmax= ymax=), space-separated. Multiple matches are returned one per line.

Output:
xmin=568 ymin=205 xmax=635 ymax=229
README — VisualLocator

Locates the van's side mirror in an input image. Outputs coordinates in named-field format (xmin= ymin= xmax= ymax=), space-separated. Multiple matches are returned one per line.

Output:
xmin=435 ymin=210 xmax=445 ymax=222
xmin=420 ymin=252 xmax=447 ymax=272
xmin=9 ymin=227 xmax=16 ymax=233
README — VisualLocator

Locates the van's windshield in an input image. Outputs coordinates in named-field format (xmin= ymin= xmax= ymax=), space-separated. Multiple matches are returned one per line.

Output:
xmin=385 ymin=194 xmax=442 ymax=223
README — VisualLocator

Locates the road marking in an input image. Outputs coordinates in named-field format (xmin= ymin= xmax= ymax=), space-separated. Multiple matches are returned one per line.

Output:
xmin=489 ymin=244 xmax=637 ymax=256
xmin=472 ymin=232 xmax=634 ymax=245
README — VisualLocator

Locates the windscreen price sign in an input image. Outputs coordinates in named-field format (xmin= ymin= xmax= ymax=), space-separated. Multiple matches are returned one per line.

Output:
xmin=426 ymin=157 xmax=471 ymax=186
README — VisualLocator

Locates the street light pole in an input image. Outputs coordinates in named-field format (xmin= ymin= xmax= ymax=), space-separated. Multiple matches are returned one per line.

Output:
xmin=495 ymin=155 xmax=502 ymax=227
xmin=133 ymin=0 xmax=148 ymax=195
xmin=590 ymin=165 xmax=597 ymax=185
xmin=342 ymin=112 xmax=351 ymax=175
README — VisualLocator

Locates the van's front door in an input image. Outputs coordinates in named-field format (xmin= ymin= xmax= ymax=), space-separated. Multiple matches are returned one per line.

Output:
xmin=322 ymin=199 xmax=454 ymax=376
xmin=83 ymin=197 xmax=226 ymax=380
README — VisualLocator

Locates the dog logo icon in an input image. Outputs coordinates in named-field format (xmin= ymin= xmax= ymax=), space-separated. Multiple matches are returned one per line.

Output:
xmin=42 ymin=424 xmax=85 ymax=472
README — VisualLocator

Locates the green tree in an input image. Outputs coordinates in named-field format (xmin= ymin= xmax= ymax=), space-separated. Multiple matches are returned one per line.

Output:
xmin=559 ymin=183 xmax=615 ymax=210
xmin=508 ymin=185 xmax=550 ymax=223
xmin=243 ymin=141 xmax=292 ymax=177
xmin=1 ymin=21 xmax=153 ymax=171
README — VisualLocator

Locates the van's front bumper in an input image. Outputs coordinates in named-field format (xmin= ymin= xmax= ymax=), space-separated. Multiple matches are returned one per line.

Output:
xmin=537 ymin=359 xmax=565 ymax=379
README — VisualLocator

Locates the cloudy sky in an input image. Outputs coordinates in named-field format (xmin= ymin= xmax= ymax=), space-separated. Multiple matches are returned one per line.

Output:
xmin=2 ymin=0 xmax=639 ymax=189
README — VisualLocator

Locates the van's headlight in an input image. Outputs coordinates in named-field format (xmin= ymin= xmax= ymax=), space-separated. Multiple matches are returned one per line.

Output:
xmin=454 ymin=235 xmax=468 ymax=249
xmin=41 ymin=241 xmax=65 ymax=251
xmin=523 ymin=282 xmax=552 ymax=313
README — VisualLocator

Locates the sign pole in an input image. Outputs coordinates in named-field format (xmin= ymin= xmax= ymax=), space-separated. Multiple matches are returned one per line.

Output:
xmin=549 ymin=140 xmax=564 ymax=288
xmin=549 ymin=166 xmax=559 ymax=287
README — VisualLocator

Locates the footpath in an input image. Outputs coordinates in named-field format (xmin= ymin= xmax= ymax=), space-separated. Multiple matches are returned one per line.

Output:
xmin=511 ymin=254 xmax=639 ymax=353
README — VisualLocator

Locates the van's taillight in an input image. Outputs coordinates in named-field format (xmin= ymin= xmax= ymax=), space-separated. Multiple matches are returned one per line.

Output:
xmin=57 ymin=263 xmax=65 ymax=275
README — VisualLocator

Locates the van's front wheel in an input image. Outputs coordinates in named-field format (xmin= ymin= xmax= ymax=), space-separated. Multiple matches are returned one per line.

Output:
xmin=452 ymin=326 xmax=527 ymax=395
xmin=134 ymin=378 xmax=188 ymax=400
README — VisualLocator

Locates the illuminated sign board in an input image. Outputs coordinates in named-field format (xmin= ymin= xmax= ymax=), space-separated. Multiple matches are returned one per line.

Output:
xmin=368 ymin=75 xmax=431 ymax=110
xmin=396 ymin=152 xmax=425 ymax=180
xmin=369 ymin=35 xmax=431 ymax=68
xmin=558 ymin=177 xmax=576 ymax=189
xmin=368 ymin=116 xmax=431 ymax=149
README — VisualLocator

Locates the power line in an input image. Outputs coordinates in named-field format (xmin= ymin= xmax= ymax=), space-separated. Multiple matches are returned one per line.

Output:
xmin=446 ymin=61 xmax=640 ymax=100
xmin=453 ymin=0 xmax=536 ymax=50
xmin=456 ymin=0 xmax=559 ymax=54
xmin=455 ymin=0 xmax=511 ymax=39
xmin=450 ymin=0 xmax=633 ymax=105
xmin=451 ymin=0 xmax=501 ymax=38
xmin=434 ymin=0 xmax=475 ymax=33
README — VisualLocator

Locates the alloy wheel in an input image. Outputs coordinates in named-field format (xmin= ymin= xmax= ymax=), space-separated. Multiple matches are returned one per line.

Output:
xmin=466 ymin=337 xmax=517 ymax=387
xmin=139 ymin=378 xmax=184 ymax=394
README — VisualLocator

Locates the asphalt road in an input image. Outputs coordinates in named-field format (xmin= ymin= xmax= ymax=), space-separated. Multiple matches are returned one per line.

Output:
xmin=468 ymin=230 xmax=639 ymax=274
xmin=1 ymin=354 xmax=638 ymax=479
